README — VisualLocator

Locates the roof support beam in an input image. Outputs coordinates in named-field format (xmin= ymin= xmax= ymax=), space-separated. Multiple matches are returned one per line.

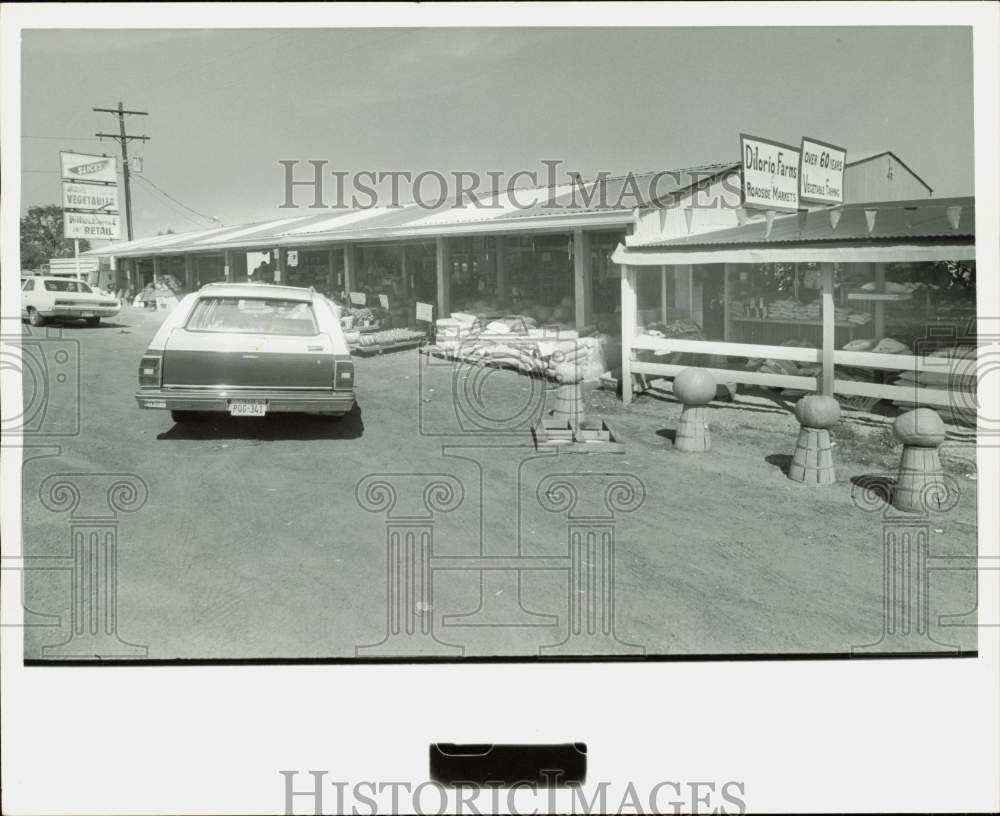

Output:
xmin=436 ymin=237 xmax=451 ymax=317
xmin=613 ymin=243 xmax=975 ymax=266
xmin=573 ymin=229 xmax=592 ymax=331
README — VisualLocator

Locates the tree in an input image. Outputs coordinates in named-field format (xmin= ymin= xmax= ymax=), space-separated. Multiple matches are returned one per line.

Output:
xmin=20 ymin=205 xmax=90 ymax=270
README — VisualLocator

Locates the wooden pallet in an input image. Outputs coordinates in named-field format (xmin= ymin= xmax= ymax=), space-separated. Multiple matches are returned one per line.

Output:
xmin=351 ymin=338 xmax=425 ymax=357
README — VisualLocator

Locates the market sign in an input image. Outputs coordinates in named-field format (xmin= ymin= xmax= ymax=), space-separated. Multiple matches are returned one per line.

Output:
xmin=798 ymin=137 xmax=846 ymax=205
xmin=739 ymin=134 xmax=800 ymax=213
xmin=61 ymin=181 xmax=119 ymax=213
xmin=60 ymin=151 xmax=118 ymax=185
xmin=63 ymin=210 xmax=121 ymax=240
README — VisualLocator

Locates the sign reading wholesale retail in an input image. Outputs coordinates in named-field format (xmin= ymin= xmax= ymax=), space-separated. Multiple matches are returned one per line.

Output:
xmin=739 ymin=134 xmax=800 ymax=212
xmin=798 ymin=137 xmax=846 ymax=205
xmin=63 ymin=210 xmax=121 ymax=240
xmin=61 ymin=181 xmax=119 ymax=212
xmin=59 ymin=151 xmax=118 ymax=185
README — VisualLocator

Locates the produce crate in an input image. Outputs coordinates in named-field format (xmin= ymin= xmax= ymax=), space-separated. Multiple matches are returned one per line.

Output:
xmin=532 ymin=418 xmax=575 ymax=446
xmin=576 ymin=419 xmax=612 ymax=442
xmin=531 ymin=418 xmax=624 ymax=453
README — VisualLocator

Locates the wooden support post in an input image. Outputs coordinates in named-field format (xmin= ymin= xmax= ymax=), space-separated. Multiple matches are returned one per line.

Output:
xmin=152 ymin=255 xmax=162 ymax=283
xmin=400 ymin=245 xmax=409 ymax=298
xmin=436 ymin=236 xmax=451 ymax=317
xmin=690 ymin=265 xmax=703 ymax=328
xmin=343 ymin=244 xmax=354 ymax=295
xmin=573 ymin=229 xmax=592 ymax=331
xmin=873 ymin=262 xmax=886 ymax=338
xmin=621 ymin=265 xmax=637 ymax=405
xmin=327 ymin=247 xmax=336 ymax=293
xmin=495 ymin=236 xmax=507 ymax=307
xmin=660 ymin=266 xmax=668 ymax=323
xmin=183 ymin=254 xmax=194 ymax=291
xmin=275 ymin=248 xmax=286 ymax=283
xmin=674 ymin=265 xmax=691 ymax=316
xmin=223 ymin=250 xmax=233 ymax=281
xmin=723 ymin=263 xmax=732 ymax=341
xmin=821 ymin=263 xmax=835 ymax=396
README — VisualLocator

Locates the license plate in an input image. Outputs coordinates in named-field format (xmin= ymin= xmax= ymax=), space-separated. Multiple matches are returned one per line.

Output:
xmin=81 ymin=312 xmax=94 ymax=317
xmin=229 ymin=400 xmax=267 ymax=417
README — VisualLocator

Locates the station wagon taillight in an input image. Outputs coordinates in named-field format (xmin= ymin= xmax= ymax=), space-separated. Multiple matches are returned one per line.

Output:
xmin=333 ymin=359 xmax=354 ymax=390
xmin=138 ymin=355 xmax=162 ymax=387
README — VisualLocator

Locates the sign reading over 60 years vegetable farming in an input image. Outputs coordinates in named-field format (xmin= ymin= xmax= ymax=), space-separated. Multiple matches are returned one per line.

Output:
xmin=740 ymin=134 xmax=800 ymax=213
xmin=798 ymin=137 xmax=846 ymax=205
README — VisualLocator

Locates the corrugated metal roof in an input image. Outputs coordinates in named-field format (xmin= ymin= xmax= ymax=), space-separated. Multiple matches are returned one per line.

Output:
xmin=631 ymin=196 xmax=974 ymax=249
xmin=84 ymin=165 xmax=731 ymax=258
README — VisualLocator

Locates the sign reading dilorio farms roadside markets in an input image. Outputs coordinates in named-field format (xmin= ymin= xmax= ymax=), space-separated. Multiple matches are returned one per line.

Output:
xmin=798 ymin=137 xmax=846 ymax=205
xmin=739 ymin=134 xmax=800 ymax=212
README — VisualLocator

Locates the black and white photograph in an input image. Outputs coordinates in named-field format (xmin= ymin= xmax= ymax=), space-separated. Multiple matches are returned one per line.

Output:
xmin=2 ymin=3 xmax=998 ymax=815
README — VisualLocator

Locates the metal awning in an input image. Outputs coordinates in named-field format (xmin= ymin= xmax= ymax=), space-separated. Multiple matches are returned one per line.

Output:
xmin=613 ymin=196 xmax=975 ymax=266
xmin=84 ymin=164 xmax=734 ymax=259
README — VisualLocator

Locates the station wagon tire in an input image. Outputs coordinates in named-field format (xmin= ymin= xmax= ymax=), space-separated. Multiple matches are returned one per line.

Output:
xmin=170 ymin=410 xmax=203 ymax=423
xmin=27 ymin=308 xmax=45 ymax=327
xmin=85 ymin=316 xmax=101 ymax=327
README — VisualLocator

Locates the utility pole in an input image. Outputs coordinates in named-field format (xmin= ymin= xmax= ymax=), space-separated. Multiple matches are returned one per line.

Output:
xmin=94 ymin=102 xmax=149 ymax=241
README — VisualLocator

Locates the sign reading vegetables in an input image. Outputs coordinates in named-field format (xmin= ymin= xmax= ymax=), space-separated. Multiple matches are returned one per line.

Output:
xmin=740 ymin=134 xmax=800 ymax=212
xmin=62 ymin=181 xmax=119 ymax=212
xmin=799 ymin=137 xmax=846 ymax=205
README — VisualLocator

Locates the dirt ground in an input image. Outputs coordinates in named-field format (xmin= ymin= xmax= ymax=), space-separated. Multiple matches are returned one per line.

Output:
xmin=18 ymin=307 xmax=979 ymax=660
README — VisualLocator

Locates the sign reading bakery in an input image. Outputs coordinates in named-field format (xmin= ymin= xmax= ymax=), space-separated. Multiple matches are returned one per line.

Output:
xmin=799 ymin=137 xmax=846 ymax=205
xmin=740 ymin=134 xmax=800 ymax=213
xmin=59 ymin=151 xmax=118 ymax=185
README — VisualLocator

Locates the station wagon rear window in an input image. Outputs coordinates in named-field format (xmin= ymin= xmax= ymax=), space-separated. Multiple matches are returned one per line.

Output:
xmin=44 ymin=279 xmax=93 ymax=293
xmin=185 ymin=297 xmax=318 ymax=336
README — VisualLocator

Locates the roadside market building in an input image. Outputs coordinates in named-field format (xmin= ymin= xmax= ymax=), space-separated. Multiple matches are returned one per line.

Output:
xmin=82 ymin=152 xmax=930 ymax=334
xmin=612 ymin=195 xmax=976 ymax=411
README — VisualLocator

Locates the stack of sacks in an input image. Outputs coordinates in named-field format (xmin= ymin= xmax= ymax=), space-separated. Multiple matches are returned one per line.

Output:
xmin=835 ymin=337 xmax=910 ymax=384
xmin=764 ymin=299 xmax=871 ymax=325
xmin=435 ymin=313 xmax=478 ymax=350
xmin=767 ymin=299 xmax=823 ymax=321
xmin=744 ymin=339 xmax=819 ymax=378
xmin=892 ymin=345 xmax=976 ymax=416
xmin=537 ymin=337 xmax=600 ymax=383
xmin=859 ymin=280 xmax=922 ymax=294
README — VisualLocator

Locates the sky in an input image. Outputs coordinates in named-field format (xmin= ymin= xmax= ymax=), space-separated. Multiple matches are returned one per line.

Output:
xmin=20 ymin=26 xmax=975 ymax=241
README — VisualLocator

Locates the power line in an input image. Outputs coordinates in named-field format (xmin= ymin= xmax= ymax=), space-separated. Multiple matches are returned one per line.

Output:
xmin=133 ymin=173 xmax=222 ymax=226
xmin=132 ymin=178 xmax=211 ymax=229
xmin=22 ymin=135 xmax=102 ymax=141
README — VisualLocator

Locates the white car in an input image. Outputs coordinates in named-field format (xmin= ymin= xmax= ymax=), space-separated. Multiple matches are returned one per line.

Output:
xmin=21 ymin=276 xmax=121 ymax=327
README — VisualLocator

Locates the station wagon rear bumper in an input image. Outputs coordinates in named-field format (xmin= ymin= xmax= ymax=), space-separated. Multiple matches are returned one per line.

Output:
xmin=135 ymin=387 xmax=355 ymax=414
